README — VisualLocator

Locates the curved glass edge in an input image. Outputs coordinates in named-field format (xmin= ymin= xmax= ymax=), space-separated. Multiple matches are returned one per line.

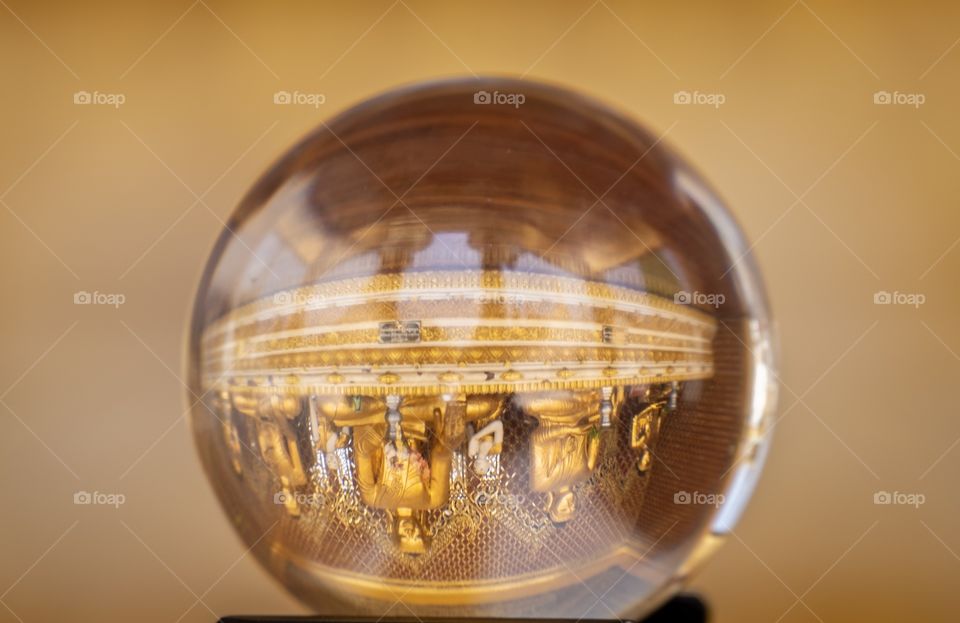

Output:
xmin=674 ymin=169 xmax=779 ymax=536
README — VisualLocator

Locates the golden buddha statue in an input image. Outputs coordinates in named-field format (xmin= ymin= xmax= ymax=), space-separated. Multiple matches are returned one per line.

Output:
xmin=630 ymin=403 xmax=665 ymax=473
xmin=231 ymin=385 xmax=308 ymax=516
xmin=518 ymin=388 xmax=621 ymax=523
xmin=213 ymin=390 xmax=244 ymax=476
xmin=629 ymin=384 xmax=677 ymax=473
xmin=312 ymin=393 xmax=507 ymax=552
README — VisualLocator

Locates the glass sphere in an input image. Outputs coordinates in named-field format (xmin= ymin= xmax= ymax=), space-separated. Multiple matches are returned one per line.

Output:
xmin=187 ymin=78 xmax=776 ymax=620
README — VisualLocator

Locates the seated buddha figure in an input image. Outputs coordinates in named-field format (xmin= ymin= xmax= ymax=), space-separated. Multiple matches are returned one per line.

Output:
xmin=315 ymin=393 xmax=506 ymax=431
xmin=517 ymin=389 xmax=610 ymax=524
xmin=314 ymin=393 xmax=506 ymax=553
xmin=232 ymin=386 xmax=308 ymax=517
xmin=630 ymin=401 xmax=665 ymax=473
xmin=212 ymin=390 xmax=243 ymax=476
xmin=353 ymin=401 xmax=460 ymax=554
xmin=628 ymin=382 xmax=677 ymax=473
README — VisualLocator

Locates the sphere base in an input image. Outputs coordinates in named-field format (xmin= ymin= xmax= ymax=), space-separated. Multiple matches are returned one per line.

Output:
xmin=218 ymin=594 xmax=707 ymax=623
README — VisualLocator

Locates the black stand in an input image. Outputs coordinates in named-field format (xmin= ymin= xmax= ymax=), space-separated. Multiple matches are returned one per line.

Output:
xmin=220 ymin=594 xmax=708 ymax=623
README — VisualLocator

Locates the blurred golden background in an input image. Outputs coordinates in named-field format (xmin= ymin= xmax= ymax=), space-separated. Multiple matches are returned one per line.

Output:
xmin=1 ymin=1 xmax=958 ymax=621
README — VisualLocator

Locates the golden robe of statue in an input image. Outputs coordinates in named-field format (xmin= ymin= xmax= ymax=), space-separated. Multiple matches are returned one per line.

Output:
xmin=314 ymin=393 xmax=506 ymax=553
xmin=230 ymin=389 xmax=308 ymax=517
xmin=353 ymin=422 xmax=453 ymax=511
xmin=519 ymin=390 xmax=607 ymax=523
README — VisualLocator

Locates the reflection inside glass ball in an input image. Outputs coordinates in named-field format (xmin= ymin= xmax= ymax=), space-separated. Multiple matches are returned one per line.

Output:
xmin=205 ymin=272 xmax=714 ymax=549
xmin=189 ymin=78 xmax=775 ymax=620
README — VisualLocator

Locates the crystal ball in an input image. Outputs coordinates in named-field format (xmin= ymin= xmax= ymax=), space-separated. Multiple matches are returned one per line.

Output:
xmin=187 ymin=78 xmax=776 ymax=620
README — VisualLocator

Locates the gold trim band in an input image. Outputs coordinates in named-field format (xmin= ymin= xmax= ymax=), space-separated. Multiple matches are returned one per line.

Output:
xmin=200 ymin=270 xmax=716 ymax=395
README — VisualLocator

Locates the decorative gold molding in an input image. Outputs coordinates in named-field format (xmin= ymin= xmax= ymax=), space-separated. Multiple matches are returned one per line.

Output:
xmin=200 ymin=270 xmax=716 ymax=395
